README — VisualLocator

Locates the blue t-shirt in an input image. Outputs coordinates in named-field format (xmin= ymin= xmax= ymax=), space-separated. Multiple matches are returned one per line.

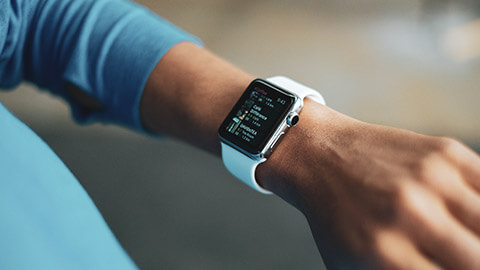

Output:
xmin=0 ymin=0 xmax=200 ymax=268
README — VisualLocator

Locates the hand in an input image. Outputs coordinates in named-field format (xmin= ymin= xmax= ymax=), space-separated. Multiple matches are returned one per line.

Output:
xmin=258 ymin=102 xmax=480 ymax=270
xmin=141 ymin=43 xmax=480 ymax=269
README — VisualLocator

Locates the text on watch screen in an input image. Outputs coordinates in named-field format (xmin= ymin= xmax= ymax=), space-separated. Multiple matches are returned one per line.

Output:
xmin=220 ymin=81 xmax=295 ymax=154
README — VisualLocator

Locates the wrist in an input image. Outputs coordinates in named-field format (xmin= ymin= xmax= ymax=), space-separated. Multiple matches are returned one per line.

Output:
xmin=256 ymin=100 xmax=360 ymax=211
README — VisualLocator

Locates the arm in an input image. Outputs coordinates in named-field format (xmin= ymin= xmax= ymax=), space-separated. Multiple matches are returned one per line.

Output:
xmin=141 ymin=42 xmax=480 ymax=269
xmin=4 ymin=0 xmax=479 ymax=268
xmin=1 ymin=0 xmax=200 ymax=129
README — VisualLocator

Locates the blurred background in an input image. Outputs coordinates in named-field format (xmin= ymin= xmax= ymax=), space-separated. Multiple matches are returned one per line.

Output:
xmin=1 ymin=0 xmax=480 ymax=269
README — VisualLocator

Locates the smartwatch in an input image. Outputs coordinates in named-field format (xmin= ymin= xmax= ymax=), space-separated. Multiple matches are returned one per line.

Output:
xmin=218 ymin=76 xmax=325 ymax=194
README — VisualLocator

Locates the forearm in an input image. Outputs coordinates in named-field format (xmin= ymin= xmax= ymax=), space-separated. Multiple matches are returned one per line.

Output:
xmin=139 ymin=42 xmax=339 ymax=205
xmin=140 ymin=42 xmax=253 ymax=155
xmin=141 ymin=42 xmax=357 ymax=207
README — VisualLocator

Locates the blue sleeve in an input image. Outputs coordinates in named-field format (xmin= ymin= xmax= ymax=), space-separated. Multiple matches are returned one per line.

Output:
xmin=0 ymin=0 xmax=201 ymax=130
xmin=0 ymin=103 xmax=138 ymax=269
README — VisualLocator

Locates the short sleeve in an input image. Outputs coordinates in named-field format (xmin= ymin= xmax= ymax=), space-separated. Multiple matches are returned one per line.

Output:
xmin=0 ymin=0 xmax=202 ymax=130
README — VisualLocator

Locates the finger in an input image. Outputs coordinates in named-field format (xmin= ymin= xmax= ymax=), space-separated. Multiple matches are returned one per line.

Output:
xmin=460 ymin=152 xmax=480 ymax=194
xmin=444 ymin=180 xmax=480 ymax=237
xmin=459 ymin=155 xmax=480 ymax=194
xmin=373 ymin=229 xmax=441 ymax=270
xmin=419 ymin=216 xmax=480 ymax=270
xmin=421 ymin=163 xmax=480 ymax=236
xmin=402 ymin=185 xmax=480 ymax=270
xmin=442 ymin=139 xmax=480 ymax=193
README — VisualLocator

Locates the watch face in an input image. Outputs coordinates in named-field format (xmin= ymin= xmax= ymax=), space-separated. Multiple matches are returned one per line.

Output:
xmin=219 ymin=79 xmax=296 ymax=155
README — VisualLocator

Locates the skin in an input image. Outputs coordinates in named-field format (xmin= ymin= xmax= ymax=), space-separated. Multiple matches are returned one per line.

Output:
xmin=140 ymin=42 xmax=480 ymax=270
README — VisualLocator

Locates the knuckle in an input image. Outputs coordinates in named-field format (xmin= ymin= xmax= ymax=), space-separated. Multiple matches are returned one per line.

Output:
xmin=370 ymin=230 xmax=388 ymax=255
xmin=369 ymin=230 xmax=404 ymax=270
xmin=436 ymin=137 xmax=464 ymax=157
xmin=409 ymin=152 xmax=443 ymax=183
xmin=394 ymin=183 xmax=434 ymax=222
xmin=407 ymin=137 xmax=466 ymax=184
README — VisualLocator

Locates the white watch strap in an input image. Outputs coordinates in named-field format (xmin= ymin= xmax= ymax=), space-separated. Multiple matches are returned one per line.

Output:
xmin=221 ymin=143 xmax=270 ymax=193
xmin=221 ymin=76 xmax=325 ymax=194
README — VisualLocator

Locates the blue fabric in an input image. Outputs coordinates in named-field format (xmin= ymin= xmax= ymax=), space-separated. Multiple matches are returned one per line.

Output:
xmin=0 ymin=0 xmax=201 ymax=268
xmin=0 ymin=103 xmax=137 ymax=269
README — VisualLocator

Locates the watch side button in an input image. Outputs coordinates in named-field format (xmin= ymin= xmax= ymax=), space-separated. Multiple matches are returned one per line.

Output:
xmin=269 ymin=132 xmax=285 ymax=153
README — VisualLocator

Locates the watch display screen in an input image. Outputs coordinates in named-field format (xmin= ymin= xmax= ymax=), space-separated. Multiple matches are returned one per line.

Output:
xmin=219 ymin=79 xmax=295 ymax=155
